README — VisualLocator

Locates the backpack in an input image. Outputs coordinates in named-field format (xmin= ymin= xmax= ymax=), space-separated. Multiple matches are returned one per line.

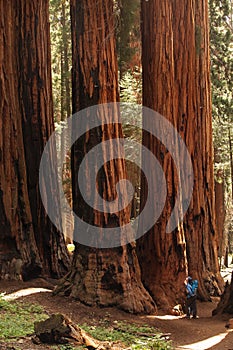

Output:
xmin=191 ymin=279 xmax=198 ymax=296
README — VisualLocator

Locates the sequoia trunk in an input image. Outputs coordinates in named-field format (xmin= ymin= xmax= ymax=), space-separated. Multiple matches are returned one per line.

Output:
xmin=54 ymin=0 xmax=156 ymax=314
xmin=0 ymin=0 xmax=70 ymax=280
xmin=173 ymin=0 xmax=223 ymax=298
xmin=137 ymin=0 xmax=187 ymax=310
xmin=137 ymin=0 xmax=223 ymax=309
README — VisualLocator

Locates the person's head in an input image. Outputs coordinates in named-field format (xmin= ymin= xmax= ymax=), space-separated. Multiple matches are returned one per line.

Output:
xmin=185 ymin=276 xmax=192 ymax=284
xmin=184 ymin=276 xmax=192 ymax=285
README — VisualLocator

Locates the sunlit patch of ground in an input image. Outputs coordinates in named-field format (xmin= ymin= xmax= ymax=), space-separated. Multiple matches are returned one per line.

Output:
xmin=149 ymin=315 xmax=184 ymax=320
xmin=177 ymin=329 xmax=233 ymax=349
xmin=2 ymin=287 xmax=51 ymax=301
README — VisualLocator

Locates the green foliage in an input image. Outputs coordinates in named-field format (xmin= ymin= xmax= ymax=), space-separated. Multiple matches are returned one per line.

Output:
xmin=51 ymin=345 xmax=85 ymax=350
xmin=209 ymin=0 xmax=233 ymax=196
xmin=0 ymin=296 xmax=171 ymax=349
xmin=119 ymin=100 xmax=142 ymax=220
xmin=50 ymin=0 xmax=72 ymax=122
xmin=120 ymin=68 xmax=142 ymax=104
xmin=209 ymin=0 xmax=233 ymax=129
xmin=209 ymin=0 xmax=233 ymax=246
xmin=54 ymin=120 xmax=72 ymax=208
xmin=0 ymin=296 xmax=47 ymax=339
xmin=82 ymin=320 xmax=172 ymax=349
xmin=116 ymin=0 xmax=140 ymax=76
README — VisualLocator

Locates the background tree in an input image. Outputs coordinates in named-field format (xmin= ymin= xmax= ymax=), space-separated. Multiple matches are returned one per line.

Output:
xmin=0 ymin=0 xmax=70 ymax=280
xmin=137 ymin=0 xmax=224 ymax=310
xmin=50 ymin=0 xmax=73 ymax=243
xmin=116 ymin=0 xmax=142 ymax=105
xmin=209 ymin=0 xmax=233 ymax=258
xmin=116 ymin=0 xmax=140 ymax=76
xmin=54 ymin=0 xmax=156 ymax=314
xmin=50 ymin=0 xmax=72 ymax=122
xmin=214 ymin=167 xmax=227 ymax=266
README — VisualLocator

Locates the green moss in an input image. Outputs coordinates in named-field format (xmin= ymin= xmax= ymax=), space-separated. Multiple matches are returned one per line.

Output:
xmin=82 ymin=320 xmax=173 ymax=349
xmin=0 ymin=296 xmax=47 ymax=340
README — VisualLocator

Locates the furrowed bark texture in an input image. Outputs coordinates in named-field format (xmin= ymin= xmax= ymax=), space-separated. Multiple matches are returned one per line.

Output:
xmin=173 ymin=0 xmax=223 ymax=298
xmin=0 ymin=0 xmax=70 ymax=280
xmin=54 ymin=0 xmax=156 ymax=314
xmin=214 ymin=169 xmax=226 ymax=264
xmin=213 ymin=272 xmax=233 ymax=315
xmin=17 ymin=0 xmax=70 ymax=278
xmin=137 ymin=0 xmax=223 ymax=310
xmin=137 ymin=0 xmax=187 ymax=310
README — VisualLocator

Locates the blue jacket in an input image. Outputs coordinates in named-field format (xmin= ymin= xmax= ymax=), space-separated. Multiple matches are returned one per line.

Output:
xmin=186 ymin=282 xmax=194 ymax=298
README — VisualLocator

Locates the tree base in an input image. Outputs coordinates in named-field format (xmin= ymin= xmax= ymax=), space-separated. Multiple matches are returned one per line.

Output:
xmin=212 ymin=272 xmax=233 ymax=315
xmin=53 ymin=269 xmax=157 ymax=315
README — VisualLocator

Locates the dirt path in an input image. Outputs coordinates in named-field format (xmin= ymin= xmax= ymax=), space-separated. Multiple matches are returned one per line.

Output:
xmin=1 ymin=279 xmax=233 ymax=350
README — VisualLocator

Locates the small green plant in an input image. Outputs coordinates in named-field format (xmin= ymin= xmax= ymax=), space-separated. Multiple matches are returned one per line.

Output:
xmin=51 ymin=345 xmax=85 ymax=350
xmin=131 ymin=334 xmax=172 ymax=349
xmin=82 ymin=321 xmax=172 ymax=349
xmin=0 ymin=295 xmax=172 ymax=349
xmin=0 ymin=295 xmax=47 ymax=340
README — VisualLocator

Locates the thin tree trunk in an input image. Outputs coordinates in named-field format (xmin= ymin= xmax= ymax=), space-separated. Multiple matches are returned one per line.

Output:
xmin=229 ymin=127 xmax=233 ymax=204
xmin=60 ymin=1 xmax=72 ymax=243
xmin=214 ymin=168 xmax=226 ymax=266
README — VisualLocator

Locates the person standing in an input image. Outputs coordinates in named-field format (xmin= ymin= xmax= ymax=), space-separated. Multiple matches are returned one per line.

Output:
xmin=184 ymin=276 xmax=198 ymax=319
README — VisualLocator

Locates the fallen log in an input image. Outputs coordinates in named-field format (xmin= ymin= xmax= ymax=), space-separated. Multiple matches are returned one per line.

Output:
xmin=34 ymin=313 xmax=126 ymax=349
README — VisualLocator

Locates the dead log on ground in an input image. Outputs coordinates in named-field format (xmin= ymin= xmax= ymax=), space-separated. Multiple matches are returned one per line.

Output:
xmin=34 ymin=313 xmax=126 ymax=349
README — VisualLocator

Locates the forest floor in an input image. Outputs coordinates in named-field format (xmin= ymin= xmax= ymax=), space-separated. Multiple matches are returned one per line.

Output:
xmin=0 ymin=271 xmax=233 ymax=350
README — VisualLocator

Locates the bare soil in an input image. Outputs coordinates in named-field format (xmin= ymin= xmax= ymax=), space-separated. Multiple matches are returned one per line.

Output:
xmin=0 ymin=278 xmax=233 ymax=350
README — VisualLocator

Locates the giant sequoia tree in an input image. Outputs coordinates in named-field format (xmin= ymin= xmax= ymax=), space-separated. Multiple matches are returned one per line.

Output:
xmin=173 ymin=0 xmax=223 ymax=298
xmin=0 ymin=0 xmax=70 ymax=280
xmin=137 ymin=0 xmax=187 ymax=310
xmin=54 ymin=0 xmax=155 ymax=313
xmin=137 ymin=0 xmax=223 ymax=309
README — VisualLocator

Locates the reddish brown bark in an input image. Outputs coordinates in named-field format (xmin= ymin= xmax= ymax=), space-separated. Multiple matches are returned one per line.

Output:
xmin=173 ymin=0 xmax=223 ymax=298
xmin=0 ymin=0 xmax=41 ymax=279
xmin=0 ymin=0 xmax=70 ymax=280
xmin=229 ymin=127 xmax=233 ymax=205
xmin=214 ymin=169 xmax=226 ymax=264
xmin=213 ymin=272 xmax=233 ymax=315
xmin=137 ymin=0 xmax=223 ymax=310
xmin=137 ymin=0 xmax=187 ymax=310
xmin=54 ymin=0 xmax=156 ymax=314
